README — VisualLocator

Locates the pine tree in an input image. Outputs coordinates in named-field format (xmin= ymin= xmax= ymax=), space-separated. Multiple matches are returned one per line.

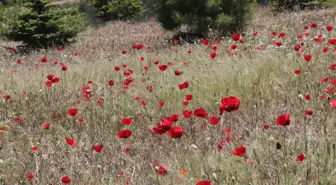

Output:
xmin=88 ymin=0 xmax=144 ymax=21
xmin=156 ymin=0 xmax=256 ymax=36
xmin=1 ymin=0 xmax=86 ymax=48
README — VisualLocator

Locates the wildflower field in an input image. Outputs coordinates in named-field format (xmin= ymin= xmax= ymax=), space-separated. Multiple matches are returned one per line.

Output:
xmin=1 ymin=7 xmax=336 ymax=185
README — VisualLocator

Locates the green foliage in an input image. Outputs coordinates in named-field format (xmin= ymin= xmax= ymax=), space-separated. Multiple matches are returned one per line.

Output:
xmin=88 ymin=0 xmax=144 ymax=21
xmin=1 ymin=0 xmax=25 ymax=6
xmin=156 ymin=0 xmax=256 ymax=36
xmin=141 ymin=0 xmax=158 ymax=18
xmin=1 ymin=0 xmax=86 ymax=48
xmin=320 ymin=0 xmax=336 ymax=7
xmin=270 ymin=0 xmax=336 ymax=11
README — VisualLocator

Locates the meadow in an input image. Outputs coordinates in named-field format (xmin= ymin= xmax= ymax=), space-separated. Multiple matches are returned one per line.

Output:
xmin=0 ymin=7 xmax=336 ymax=185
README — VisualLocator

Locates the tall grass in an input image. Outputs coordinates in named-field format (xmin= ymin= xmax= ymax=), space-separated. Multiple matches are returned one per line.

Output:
xmin=0 ymin=7 xmax=336 ymax=185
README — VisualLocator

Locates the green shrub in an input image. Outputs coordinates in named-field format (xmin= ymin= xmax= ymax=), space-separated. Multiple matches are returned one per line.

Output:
xmin=156 ymin=0 xmax=256 ymax=36
xmin=270 ymin=0 xmax=336 ymax=11
xmin=1 ymin=0 xmax=86 ymax=48
xmin=88 ymin=0 xmax=144 ymax=21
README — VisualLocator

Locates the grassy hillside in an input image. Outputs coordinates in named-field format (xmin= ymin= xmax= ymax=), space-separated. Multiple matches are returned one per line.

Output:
xmin=0 ymin=7 xmax=336 ymax=184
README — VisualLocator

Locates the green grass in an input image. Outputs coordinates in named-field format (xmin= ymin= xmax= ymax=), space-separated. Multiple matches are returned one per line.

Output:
xmin=0 ymin=8 xmax=336 ymax=185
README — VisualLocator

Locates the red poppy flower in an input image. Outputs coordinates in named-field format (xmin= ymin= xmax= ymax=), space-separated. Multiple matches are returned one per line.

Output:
xmin=322 ymin=47 xmax=329 ymax=53
xmin=274 ymin=41 xmax=283 ymax=47
xmin=43 ymin=122 xmax=50 ymax=129
xmin=92 ymin=144 xmax=103 ymax=152
xmin=158 ymin=118 xmax=172 ymax=131
xmin=122 ymin=50 xmax=127 ymax=54
xmin=321 ymin=77 xmax=329 ymax=83
xmin=329 ymin=64 xmax=336 ymax=70
xmin=263 ymin=124 xmax=270 ymax=130
xmin=31 ymin=146 xmax=37 ymax=151
xmin=276 ymin=114 xmax=290 ymax=126
xmin=209 ymin=53 xmax=217 ymax=59
xmin=220 ymin=96 xmax=240 ymax=114
xmin=218 ymin=141 xmax=225 ymax=152
xmin=330 ymin=100 xmax=336 ymax=109
xmin=147 ymin=86 xmax=153 ymax=92
xmin=328 ymin=38 xmax=336 ymax=45
xmin=65 ymin=137 xmax=77 ymax=147
xmin=178 ymin=82 xmax=189 ymax=90
xmin=304 ymin=95 xmax=310 ymax=100
xmin=123 ymin=77 xmax=134 ymax=86
xmin=40 ymin=57 xmax=48 ymax=63
xmin=132 ymin=43 xmax=143 ymax=49
xmin=154 ymin=101 xmax=163 ymax=108
xmin=209 ymin=116 xmax=219 ymax=125
xmin=294 ymin=70 xmax=301 ymax=75
xmin=175 ymin=69 xmax=183 ymax=76
xmin=3 ymin=95 xmax=11 ymax=100
xmin=194 ymin=108 xmax=208 ymax=118
xmin=117 ymin=129 xmax=132 ymax=138
xmin=114 ymin=66 xmax=120 ymax=71
xmin=184 ymin=94 xmax=193 ymax=101
xmin=108 ymin=80 xmax=114 ymax=86
xmin=296 ymin=153 xmax=305 ymax=162
xmin=230 ymin=44 xmax=237 ymax=50
xmin=232 ymin=144 xmax=246 ymax=156
xmin=293 ymin=45 xmax=300 ymax=51
xmin=61 ymin=176 xmax=71 ymax=184
xmin=168 ymin=126 xmax=183 ymax=138
xmin=225 ymin=136 xmax=233 ymax=143
xmin=121 ymin=118 xmax=133 ymax=125
xmin=158 ymin=65 xmax=168 ymax=71
xmin=45 ymin=81 xmax=53 ymax=87
xmin=326 ymin=25 xmax=334 ymax=31
xmin=304 ymin=55 xmax=312 ymax=62
xmin=157 ymin=166 xmax=168 ymax=176
xmin=278 ymin=32 xmax=285 ymax=38
xmin=153 ymin=126 xmax=167 ymax=134
xmin=47 ymin=74 xmax=54 ymax=80
xmin=77 ymin=117 xmax=84 ymax=123
xmin=231 ymin=33 xmax=240 ymax=41
xmin=170 ymin=114 xmax=179 ymax=122
xmin=196 ymin=181 xmax=212 ymax=185
xmin=27 ymin=173 xmax=34 ymax=179
xmin=61 ymin=65 xmax=68 ymax=71
xmin=305 ymin=109 xmax=313 ymax=116
xmin=183 ymin=110 xmax=192 ymax=118
xmin=173 ymin=40 xmax=179 ymax=45
xmin=67 ymin=108 xmax=78 ymax=116
xmin=327 ymin=87 xmax=334 ymax=92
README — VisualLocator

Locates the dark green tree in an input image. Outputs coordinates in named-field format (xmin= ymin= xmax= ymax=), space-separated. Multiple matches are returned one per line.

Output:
xmin=156 ymin=0 xmax=256 ymax=36
xmin=1 ymin=0 xmax=86 ymax=48
xmin=88 ymin=0 xmax=144 ymax=21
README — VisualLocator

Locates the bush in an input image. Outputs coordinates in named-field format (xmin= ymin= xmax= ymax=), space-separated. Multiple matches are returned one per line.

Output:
xmin=270 ymin=0 xmax=336 ymax=11
xmin=1 ymin=0 xmax=86 ymax=48
xmin=141 ymin=0 xmax=158 ymax=18
xmin=88 ymin=0 xmax=144 ymax=21
xmin=156 ymin=0 xmax=256 ymax=36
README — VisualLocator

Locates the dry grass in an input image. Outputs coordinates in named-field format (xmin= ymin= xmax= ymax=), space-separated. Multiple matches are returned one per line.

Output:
xmin=1 ymin=8 xmax=336 ymax=185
